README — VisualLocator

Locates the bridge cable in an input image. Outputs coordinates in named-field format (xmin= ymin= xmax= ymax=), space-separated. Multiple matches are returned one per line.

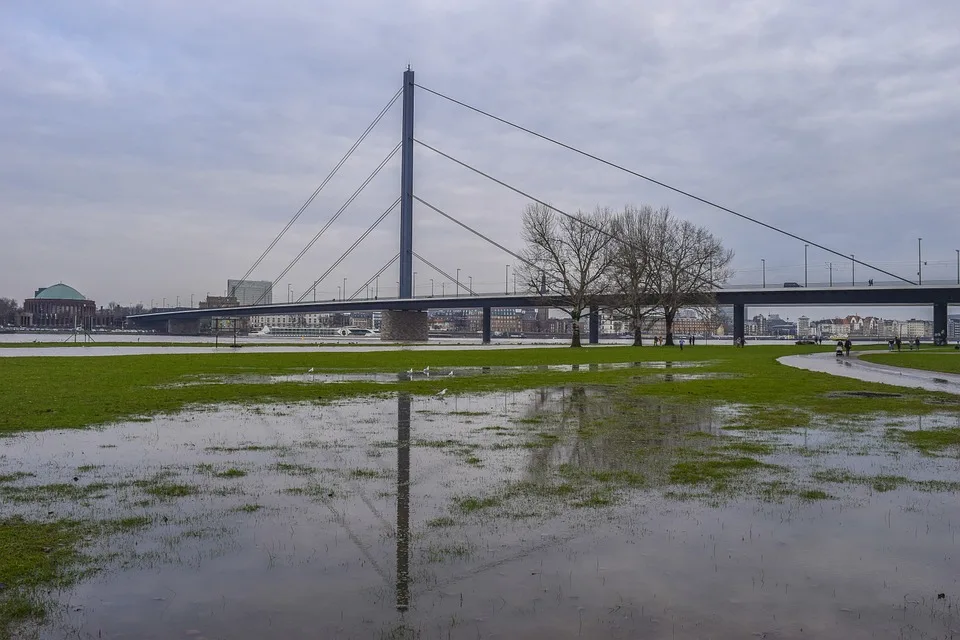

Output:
xmin=230 ymin=87 xmax=402 ymax=299
xmin=412 ymin=251 xmax=475 ymax=296
xmin=414 ymin=139 xmax=717 ymax=293
xmin=259 ymin=142 xmax=401 ymax=304
xmin=296 ymin=198 xmax=401 ymax=302
xmin=413 ymin=196 xmax=535 ymax=271
xmin=415 ymin=84 xmax=916 ymax=286
xmin=347 ymin=253 xmax=400 ymax=301
xmin=412 ymin=196 xmax=571 ymax=293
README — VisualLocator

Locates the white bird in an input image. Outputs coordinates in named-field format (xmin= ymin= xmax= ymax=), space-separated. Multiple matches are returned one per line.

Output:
xmin=307 ymin=367 xmax=314 ymax=373
xmin=406 ymin=368 xmax=414 ymax=374
xmin=423 ymin=366 xmax=430 ymax=373
xmin=436 ymin=388 xmax=448 ymax=397
xmin=447 ymin=370 xmax=454 ymax=377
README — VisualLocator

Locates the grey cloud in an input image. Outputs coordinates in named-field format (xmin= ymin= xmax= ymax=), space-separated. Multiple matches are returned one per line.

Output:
xmin=2 ymin=0 xmax=959 ymax=311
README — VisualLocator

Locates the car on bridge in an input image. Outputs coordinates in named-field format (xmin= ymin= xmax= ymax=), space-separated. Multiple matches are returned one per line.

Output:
xmin=783 ymin=282 xmax=802 ymax=288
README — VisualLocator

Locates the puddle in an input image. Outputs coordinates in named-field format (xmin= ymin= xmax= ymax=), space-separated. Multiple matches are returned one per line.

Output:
xmin=827 ymin=390 xmax=903 ymax=398
xmin=2 ymin=390 xmax=959 ymax=639
xmin=160 ymin=361 xmax=711 ymax=387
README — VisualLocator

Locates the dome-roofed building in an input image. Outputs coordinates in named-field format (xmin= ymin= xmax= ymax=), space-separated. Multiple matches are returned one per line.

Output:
xmin=22 ymin=283 xmax=96 ymax=329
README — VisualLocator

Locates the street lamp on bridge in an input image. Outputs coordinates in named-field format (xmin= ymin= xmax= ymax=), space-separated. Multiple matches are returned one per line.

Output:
xmin=430 ymin=278 xmax=434 ymax=297
xmin=456 ymin=268 xmax=461 ymax=297
xmin=851 ymin=254 xmax=855 ymax=286
xmin=918 ymin=238 xmax=923 ymax=285
xmin=469 ymin=276 xmax=473 ymax=295
xmin=761 ymin=259 xmax=765 ymax=288
xmin=804 ymin=244 xmax=808 ymax=287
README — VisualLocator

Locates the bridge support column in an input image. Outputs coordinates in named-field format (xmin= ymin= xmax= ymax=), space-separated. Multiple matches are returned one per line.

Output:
xmin=381 ymin=310 xmax=428 ymax=341
xmin=733 ymin=304 xmax=745 ymax=344
xmin=933 ymin=302 xmax=948 ymax=345
xmin=398 ymin=67 xmax=415 ymax=299
xmin=166 ymin=318 xmax=200 ymax=335
xmin=482 ymin=307 xmax=491 ymax=344
xmin=588 ymin=305 xmax=600 ymax=345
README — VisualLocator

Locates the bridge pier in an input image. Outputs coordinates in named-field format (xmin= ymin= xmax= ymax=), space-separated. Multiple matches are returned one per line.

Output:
xmin=482 ymin=307 xmax=491 ymax=344
xmin=934 ymin=302 xmax=948 ymax=345
xmin=381 ymin=310 xmax=429 ymax=341
xmin=588 ymin=306 xmax=600 ymax=345
xmin=166 ymin=318 xmax=200 ymax=335
xmin=733 ymin=304 xmax=745 ymax=344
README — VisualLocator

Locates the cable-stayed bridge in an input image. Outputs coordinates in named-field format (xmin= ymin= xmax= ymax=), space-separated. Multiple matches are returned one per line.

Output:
xmin=129 ymin=68 xmax=960 ymax=343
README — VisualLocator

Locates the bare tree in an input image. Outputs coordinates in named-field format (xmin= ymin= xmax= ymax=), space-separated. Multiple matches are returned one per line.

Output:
xmin=518 ymin=203 xmax=615 ymax=347
xmin=0 ymin=297 xmax=20 ymax=326
xmin=608 ymin=205 xmax=669 ymax=346
xmin=646 ymin=211 xmax=734 ymax=345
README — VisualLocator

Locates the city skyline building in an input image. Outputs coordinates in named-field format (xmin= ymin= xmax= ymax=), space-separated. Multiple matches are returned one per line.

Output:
xmin=227 ymin=280 xmax=272 ymax=307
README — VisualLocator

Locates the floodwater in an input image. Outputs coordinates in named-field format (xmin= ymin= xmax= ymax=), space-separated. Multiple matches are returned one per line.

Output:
xmin=2 ymin=390 xmax=959 ymax=639
xmin=781 ymin=351 xmax=960 ymax=395
xmin=164 ymin=361 xmax=712 ymax=387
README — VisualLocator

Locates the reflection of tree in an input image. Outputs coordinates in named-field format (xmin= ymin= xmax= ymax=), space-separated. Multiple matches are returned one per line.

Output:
xmin=522 ymin=388 xmax=718 ymax=486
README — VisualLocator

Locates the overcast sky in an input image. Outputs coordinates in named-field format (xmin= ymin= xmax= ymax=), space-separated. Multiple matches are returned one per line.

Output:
xmin=3 ymin=0 xmax=959 ymax=318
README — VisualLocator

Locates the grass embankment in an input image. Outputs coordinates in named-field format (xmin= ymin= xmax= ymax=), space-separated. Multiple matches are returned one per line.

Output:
xmin=2 ymin=345 xmax=958 ymax=434
xmin=860 ymin=350 xmax=960 ymax=375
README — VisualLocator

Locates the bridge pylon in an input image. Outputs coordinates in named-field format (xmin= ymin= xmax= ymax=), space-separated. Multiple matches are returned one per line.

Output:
xmin=398 ymin=67 xmax=415 ymax=299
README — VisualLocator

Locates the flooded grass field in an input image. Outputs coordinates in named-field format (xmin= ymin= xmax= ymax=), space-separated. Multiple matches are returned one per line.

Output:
xmin=3 ymin=383 xmax=960 ymax=639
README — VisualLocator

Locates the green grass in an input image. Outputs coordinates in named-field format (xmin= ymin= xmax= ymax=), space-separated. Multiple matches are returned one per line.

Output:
xmin=798 ymin=489 xmax=832 ymax=501
xmin=0 ymin=517 xmax=86 ymax=638
xmin=134 ymin=480 xmax=196 ymax=499
xmin=668 ymin=456 xmax=773 ymax=486
xmin=234 ymin=503 xmax=262 ymax=513
xmin=273 ymin=462 xmax=316 ymax=476
xmin=424 ymin=542 xmax=473 ymax=563
xmin=810 ymin=468 xmax=937 ymax=493
xmin=860 ymin=351 xmax=960 ymax=375
xmin=349 ymin=468 xmax=386 ymax=479
xmin=1 ymin=345 xmax=957 ymax=434
xmin=888 ymin=427 xmax=960 ymax=453
xmin=214 ymin=468 xmax=246 ymax=478
xmin=0 ymin=482 xmax=115 ymax=504
xmin=0 ymin=472 xmax=34 ymax=484
xmin=720 ymin=441 xmax=775 ymax=455
xmin=453 ymin=495 xmax=501 ymax=513
xmin=107 ymin=515 xmax=154 ymax=531
xmin=426 ymin=516 xmax=457 ymax=528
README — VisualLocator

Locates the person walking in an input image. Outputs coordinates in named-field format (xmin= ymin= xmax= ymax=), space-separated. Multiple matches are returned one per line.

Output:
xmin=895 ymin=336 xmax=902 ymax=352
xmin=679 ymin=338 xmax=685 ymax=350
xmin=915 ymin=337 xmax=921 ymax=350
xmin=844 ymin=338 xmax=852 ymax=357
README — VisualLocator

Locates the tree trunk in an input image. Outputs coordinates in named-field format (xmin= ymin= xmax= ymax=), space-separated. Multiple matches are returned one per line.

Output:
xmin=570 ymin=313 xmax=582 ymax=347
xmin=633 ymin=325 xmax=643 ymax=346
xmin=664 ymin=309 xmax=676 ymax=346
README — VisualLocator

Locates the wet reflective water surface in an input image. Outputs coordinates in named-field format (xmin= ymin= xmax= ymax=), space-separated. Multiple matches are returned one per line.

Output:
xmin=2 ymin=389 xmax=959 ymax=639
xmin=161 ymin=361 xmax=713 ymax=387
